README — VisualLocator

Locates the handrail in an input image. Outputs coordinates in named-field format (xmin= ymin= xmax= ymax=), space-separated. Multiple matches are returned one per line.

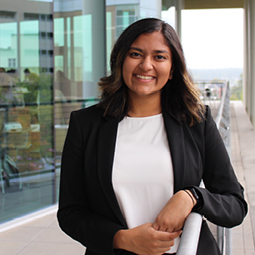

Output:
xmin=215 ymin=81 xmax=228 ymax=129
xmin=176 ymin=181 xmax=205 ymax=255
xmin=176 ymin=213 xmax=203 ymax=255
xmin=215 ymin=81 xmax=232 ymax=255
xmin=176 ymin=81 xmax=231 ymax=255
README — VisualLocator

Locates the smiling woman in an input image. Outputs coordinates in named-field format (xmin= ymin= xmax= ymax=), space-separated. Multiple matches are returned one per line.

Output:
xmin=99 ymin=18 xmax=204 ymax=123
xmin=57 ymin=18 xmax=247 ymax=255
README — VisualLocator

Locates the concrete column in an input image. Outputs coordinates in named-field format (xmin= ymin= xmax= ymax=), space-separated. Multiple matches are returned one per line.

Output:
xmin=175 ymin=0 xmax=184 ymax=41
xmin=243 ymin=0 xmax=250 ymax=115
xmin=244 ymin=0 xmax=255 ymax=126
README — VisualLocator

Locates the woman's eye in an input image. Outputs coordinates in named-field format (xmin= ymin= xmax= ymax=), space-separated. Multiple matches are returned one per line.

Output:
xmin=130 ymin=52 xmax=141 ymax=57
xmin=155 ymin=55 xmax=166 ymax=60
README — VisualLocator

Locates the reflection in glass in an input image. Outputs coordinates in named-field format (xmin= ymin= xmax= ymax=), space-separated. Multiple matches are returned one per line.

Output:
xmin=0 ymin=0 xmax=55 ymax=223
xmin=53 ymin=3 xmax=106 ymax=212
xmin=74 ymin=15 xmax=92 ymax=83
xmin=20 ymin=20 xmax=40 ymax=76
xmin=0 ymin=22 xmax=17 ymax=75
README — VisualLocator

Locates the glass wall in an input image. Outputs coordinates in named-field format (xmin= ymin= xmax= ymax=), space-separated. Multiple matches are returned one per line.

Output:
xmin=0 ymin=0 xmax=162 ymax=224
xmin=0 ymin=0 xmax=54 ymax=223
xmin=0 ymin=0 xmax=106 ymax=224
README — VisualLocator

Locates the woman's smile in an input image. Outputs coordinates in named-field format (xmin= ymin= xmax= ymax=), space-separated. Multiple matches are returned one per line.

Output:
xmin=135 ymin=74 xmax=155 ymax=81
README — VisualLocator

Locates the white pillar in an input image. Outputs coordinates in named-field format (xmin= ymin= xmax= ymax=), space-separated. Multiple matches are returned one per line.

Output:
xmin=244 ymin=0 xmax=255 ymax=126
xmin=175 ymin=0 xmax=184 ymax=41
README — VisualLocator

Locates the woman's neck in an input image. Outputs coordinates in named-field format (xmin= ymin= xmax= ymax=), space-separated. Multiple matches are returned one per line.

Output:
xmin=127 ymin=94 xmax=162 ymax=117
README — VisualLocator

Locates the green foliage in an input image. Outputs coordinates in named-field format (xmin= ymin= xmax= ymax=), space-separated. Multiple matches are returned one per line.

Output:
xmin=230 ymin=85 xmax=243 ymax=100
xmin=18 ymin=73 xmax=53 ymax=104
xmin=230 ymin=74 xmax=243 ymax=100
xmin=16 ymin=73 xmax=54 ymax=158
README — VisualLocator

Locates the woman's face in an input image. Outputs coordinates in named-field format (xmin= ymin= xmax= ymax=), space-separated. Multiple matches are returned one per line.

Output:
xmin=122 ymin=31 xmax=173 ymax=99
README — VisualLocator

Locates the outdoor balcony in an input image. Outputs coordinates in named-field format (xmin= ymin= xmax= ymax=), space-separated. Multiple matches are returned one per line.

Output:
xmin=0 ymin=83 xmax=254 ymax=255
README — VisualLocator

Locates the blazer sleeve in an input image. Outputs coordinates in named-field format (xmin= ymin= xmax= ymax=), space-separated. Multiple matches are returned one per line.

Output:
xmin=57 ymin=111 xmax=124 ymax=255
xmin=192 ymin=106 xmax=247 ymax=228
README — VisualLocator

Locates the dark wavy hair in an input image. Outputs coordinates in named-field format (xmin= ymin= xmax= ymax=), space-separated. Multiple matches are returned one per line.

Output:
xmin=98 ymin=18 xmax=204 ymax=125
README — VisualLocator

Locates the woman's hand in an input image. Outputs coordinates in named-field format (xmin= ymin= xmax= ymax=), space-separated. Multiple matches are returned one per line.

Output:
xmin=113 ymin=223 xmax=181 ymax=255
xmin=152 ymin=190 xmax=195 ymax=233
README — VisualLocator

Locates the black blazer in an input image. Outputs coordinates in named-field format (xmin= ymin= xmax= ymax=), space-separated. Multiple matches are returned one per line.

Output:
xmin=57 ymin=104 xmax=247 ymax=255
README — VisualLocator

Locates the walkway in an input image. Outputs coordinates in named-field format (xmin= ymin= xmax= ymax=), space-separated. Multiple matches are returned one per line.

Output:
xmin=0 ymin=100 xmax=254 ymax=255
xmin=230 ymin=101 xmax=255 ymax=255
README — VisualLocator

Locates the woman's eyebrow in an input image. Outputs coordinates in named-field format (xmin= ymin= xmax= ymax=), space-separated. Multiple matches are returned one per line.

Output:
xmin=129 ymin=47 xmax=143 ymax=52
xmin=129 ymin=47 xmax=170 ymax=55
xmin=155 ymin=50 xmax=171 ymax=55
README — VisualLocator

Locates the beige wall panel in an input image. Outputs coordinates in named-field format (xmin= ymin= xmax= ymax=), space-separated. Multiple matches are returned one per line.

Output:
xmin=184 ymin=0 xmax=244 ymax=9
xmin=0 ymin=0 xmax=51 ymax=14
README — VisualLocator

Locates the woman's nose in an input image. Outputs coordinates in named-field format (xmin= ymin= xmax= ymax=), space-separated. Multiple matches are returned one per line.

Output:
xmin=139 ymin=57 xmax=153 ymax=71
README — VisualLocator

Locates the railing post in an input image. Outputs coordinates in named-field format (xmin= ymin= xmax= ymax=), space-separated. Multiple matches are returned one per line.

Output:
xmin=217 ymin=226 xmax=225 ymax=253
xmin=225 ymin=228 xmax=232 ymax=255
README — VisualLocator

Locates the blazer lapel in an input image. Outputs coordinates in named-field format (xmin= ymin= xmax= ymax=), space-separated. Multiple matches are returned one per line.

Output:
xmin=162 ymin=109 xmax=186 ymax=193
xmin=97 ymin=115 xmax=127 ymax=228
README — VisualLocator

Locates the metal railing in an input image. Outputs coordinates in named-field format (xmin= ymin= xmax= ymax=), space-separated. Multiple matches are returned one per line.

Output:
xmin=176 ymin=81 xmax=231 ymax=255
xmin=215 ymin=81 xmax=232 ymax=255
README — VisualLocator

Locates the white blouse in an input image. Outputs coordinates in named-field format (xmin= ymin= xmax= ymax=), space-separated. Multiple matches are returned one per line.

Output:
xmin=112 ymin=114 xmax=180 ymax=253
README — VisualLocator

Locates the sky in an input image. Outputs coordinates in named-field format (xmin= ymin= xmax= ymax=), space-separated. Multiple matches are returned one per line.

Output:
xmin=162 ymin=8 xmax=244 ymax=70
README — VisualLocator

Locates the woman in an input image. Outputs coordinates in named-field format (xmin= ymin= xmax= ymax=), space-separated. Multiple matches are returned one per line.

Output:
xmin=57 ymin=18 xmax=247 ymax=255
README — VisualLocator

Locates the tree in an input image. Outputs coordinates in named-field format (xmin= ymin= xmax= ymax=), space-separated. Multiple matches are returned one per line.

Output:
xmin=230 ymin=74 xmax=243 ymax=100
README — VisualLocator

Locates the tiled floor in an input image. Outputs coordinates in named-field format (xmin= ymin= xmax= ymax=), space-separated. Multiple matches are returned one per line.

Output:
xmin=0 ymin=101 xmax=254 ymax=255
xmin=230 ymin=101 xmax=255 ymax=255
xmin=0 ymin=209 xmax=85 ymax=255
xmin=231 ymin=102 xmax=255 ymax=255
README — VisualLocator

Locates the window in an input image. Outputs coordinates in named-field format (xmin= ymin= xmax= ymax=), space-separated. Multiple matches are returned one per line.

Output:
xmin=47 ymin=14 xmax=53 ymax=21
xmin=0 ymin=11 xmax=16 ymax=19
xmin=24 ymin=13 xmax=40 ymax=20
xmin=8 ymin=58 xmax=16 ymax=68
xmin=40 ymin=31 xmax=46 ymax=38
xmin=47 ymin=32 xmax=53 ymax=38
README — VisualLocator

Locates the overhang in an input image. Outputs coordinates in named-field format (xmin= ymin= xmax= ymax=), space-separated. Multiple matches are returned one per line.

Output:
xmin=185 ymin=0 xmax=244 ymax=9
xmin=162 ymin=0 xmax=244 ymax=10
